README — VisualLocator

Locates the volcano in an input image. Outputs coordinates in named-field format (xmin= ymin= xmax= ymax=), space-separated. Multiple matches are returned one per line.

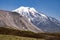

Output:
xmin=12 ymin=6 xmax=60 ymax=33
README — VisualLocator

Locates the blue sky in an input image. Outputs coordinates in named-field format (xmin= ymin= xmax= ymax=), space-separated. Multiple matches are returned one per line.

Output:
xmin=0 ymin=0 xmax=60 ymax=20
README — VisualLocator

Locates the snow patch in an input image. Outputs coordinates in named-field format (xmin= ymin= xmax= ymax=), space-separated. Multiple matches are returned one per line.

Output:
xmin=28 ymin=18 xmax=31 ymax=22
xmin=13 ymin=6 xmax=29 ymax=13
xmin=40 ymin=14 xmax=47 ymax=18
xmin=12 ymin=6 xmax=38 ymax=15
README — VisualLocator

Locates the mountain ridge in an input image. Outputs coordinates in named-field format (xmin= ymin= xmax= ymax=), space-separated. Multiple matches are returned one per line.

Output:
xmin=13 ymin=6 xmax=60 ymax=33
xmin=0 ymin=10 xmax=43 ymax=33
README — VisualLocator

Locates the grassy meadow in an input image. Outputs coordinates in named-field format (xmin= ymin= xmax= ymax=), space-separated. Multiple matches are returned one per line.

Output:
xmin=0 ymin=27 xmax=60 ymax=40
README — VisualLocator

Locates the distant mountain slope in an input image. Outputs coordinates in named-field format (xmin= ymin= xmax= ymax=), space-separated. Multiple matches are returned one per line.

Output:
xmin=0 ymin=10 xmax=43 ymax=33
xmin=13 ymin=6 xmax=60 ymax=33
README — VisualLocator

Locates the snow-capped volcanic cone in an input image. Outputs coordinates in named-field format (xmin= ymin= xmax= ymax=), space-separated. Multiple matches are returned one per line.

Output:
xmin=13 ymin=6 xmax=60 ymax=33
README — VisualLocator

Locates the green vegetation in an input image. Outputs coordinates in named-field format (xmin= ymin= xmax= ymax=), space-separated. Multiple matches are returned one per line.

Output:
xmin=0 ymin=34 xmax=45 ymax=40
xmin=0 ymin=27 xmax=60 ymax=40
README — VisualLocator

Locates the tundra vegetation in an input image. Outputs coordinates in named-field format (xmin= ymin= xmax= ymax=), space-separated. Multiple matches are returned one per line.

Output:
xmin=0 ymin=27 xmax=60 ymax=40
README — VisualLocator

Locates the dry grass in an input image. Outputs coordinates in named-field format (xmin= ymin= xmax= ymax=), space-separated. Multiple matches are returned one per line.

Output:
xmin=0 ymin=27 xmax=60 ymax=40
xmin=0 ymin=34 xmax=45 ymax=40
